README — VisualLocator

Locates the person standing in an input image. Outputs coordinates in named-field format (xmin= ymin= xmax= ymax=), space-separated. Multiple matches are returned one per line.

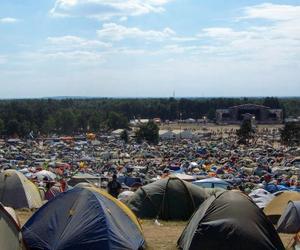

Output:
xmin=107 ymin=174 xmax=121 ymax=198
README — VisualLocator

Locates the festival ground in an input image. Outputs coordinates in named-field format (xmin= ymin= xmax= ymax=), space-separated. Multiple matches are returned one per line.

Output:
xmin=16 ymin=209 xmax=294 ymax=250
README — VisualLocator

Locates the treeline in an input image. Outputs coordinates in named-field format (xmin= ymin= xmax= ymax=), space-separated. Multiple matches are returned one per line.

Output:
xmin=0 ymin=97 xmax=299 ymax=137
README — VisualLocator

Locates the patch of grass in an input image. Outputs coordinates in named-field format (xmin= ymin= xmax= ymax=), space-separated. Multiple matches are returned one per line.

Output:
xmin=140 ymin=220 xmax=187 ymax=250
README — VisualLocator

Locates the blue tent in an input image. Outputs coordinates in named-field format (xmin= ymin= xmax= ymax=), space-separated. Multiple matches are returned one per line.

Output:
xmin=22 ymin=187 xmax=145 ymax=250
xmin=193 ymin=177 xmax=231 ymax=189
xmin=118 ymin=176 xmax=143 ymax=187
xmin=265 ymin=184 xmax=299 ymax=193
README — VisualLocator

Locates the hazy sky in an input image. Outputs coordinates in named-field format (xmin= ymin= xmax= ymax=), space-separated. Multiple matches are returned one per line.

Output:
xmin=0 ymin=0 xmax=300 ymax=98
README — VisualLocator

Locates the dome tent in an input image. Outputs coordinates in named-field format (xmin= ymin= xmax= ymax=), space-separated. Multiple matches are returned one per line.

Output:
xmin=264 ymin=191 xmax=300 ymax=224
xmin=22 ymin=186 xmax=145 ymax=250
xmin=178 ymin=191 xmax=284 ymax=250
xmin=127 ymin=177 xmax=211 ymax=220
xmin=0 ymin=203 xmax=25 ymax=250
xmin=277 ymin=200 xmax=300 ymax=234
xmin=0 ymin=169 xmax=42 ymax=209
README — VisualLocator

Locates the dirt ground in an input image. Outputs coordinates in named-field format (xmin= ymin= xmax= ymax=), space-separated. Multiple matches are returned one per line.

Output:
xmin=16 ymin=209 xmax=294 ymax=249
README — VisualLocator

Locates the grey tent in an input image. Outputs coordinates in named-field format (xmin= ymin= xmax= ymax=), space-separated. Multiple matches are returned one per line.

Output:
xmin=264 ymin=191 xmax=300 ymax=224
xmin=127 ymin=177 xmax=211 ymax=220
xmin=277 ymin=201 xmax=300 ymax=234
xmin=0 ymin=203 xmax=24 ymax=250
xmin=0 ymin=170 xmax=42 ymax=209
xmin=68 ymin=173 xmax=100 ymax=187
xmin=178 ymin=191 xmax=284 ymax=250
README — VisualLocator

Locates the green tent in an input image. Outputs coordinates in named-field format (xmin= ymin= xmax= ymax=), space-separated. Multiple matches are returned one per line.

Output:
xmin=127 ymin=177 xmax=212 ymax=220
xmin=178 ymin=191 xmax=284 ymax=250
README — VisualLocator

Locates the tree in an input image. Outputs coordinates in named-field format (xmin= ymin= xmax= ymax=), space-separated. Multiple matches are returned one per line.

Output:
xmin=281 ymin=122 xmax=300 ymax=146
xmin=207 ymin=108 xmax=215 ymax=121
xmin=88 ymin=113 xmax=104 ymax=132
xmin=19 ymin=120 xmax=31 ymax=137
xmin=56 ymin=110 xmax=76 ymax=134
xmin=6 ymin=119 xmax=20 ymax=137
xmin=263 ymin=97 xmax=281 ymax=109
xmin=120 ymin=129 xmax=129 ymax=143
xmin=136 ymin=121 xmax=159 ymax=144
xmin=236 ymin=119 xmax=255 ymax=144
xmin=42 ymin=116 xmax=56 ymax=135
xmin=0 ymin=118 xmax=4 ymax=135
xmin=106 ymin=112 xmax=128 ymax=130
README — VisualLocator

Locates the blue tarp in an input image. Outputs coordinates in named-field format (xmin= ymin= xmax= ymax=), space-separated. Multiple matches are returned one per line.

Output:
xmin=265 ymin=184 xmax=300 ymax=193
xmin=118 ymin=176 xmax=143 ymax=187
xmin=22 ymin=187 xmax=145 ymax=250
xmin=169 ymin=166 xmax=181 ymax=172
xmin=193 ymin=178 xmax=231 ymax=189
xmin=196 ymin=148 xmax=208 ymax=155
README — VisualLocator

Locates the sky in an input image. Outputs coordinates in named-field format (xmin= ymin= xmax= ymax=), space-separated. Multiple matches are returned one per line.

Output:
xmin=0 ymin=0 xmax=300 ymax=98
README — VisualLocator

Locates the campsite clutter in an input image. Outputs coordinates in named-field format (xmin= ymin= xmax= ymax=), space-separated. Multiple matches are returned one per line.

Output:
xmin=0 ymin=127 xmax=300 ymax=249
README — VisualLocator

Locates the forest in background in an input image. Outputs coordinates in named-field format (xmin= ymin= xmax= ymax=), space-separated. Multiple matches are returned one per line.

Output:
xmin=0 ymin=97 xmax=299 ymax=137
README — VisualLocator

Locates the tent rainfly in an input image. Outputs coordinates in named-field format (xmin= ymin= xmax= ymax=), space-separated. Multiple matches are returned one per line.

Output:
xmin=22 ymin=186 xmax=145 ymax=250
xmin=178 ymin=191 xmax=284 ymax=250
xmin=0 ymin=203 xmax=25 ymax=250
xmin=127 ymin=177 xmax=211 ymax=220
xmin=264 ymin=191 xmax=300 ymax=224
xmin=0 ymin=170 xmax=42 ymax=209
xmin=277 ymin=201 xmax=300 ymax=234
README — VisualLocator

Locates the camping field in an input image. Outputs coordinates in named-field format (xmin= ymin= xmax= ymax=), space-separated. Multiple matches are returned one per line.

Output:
xmin=17 ymin=209 xmax=294 ymax=249
xmin=17 ymin=209 xmax=185 ymax=250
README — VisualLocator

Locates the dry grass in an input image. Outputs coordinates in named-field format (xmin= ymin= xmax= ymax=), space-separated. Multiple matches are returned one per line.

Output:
xmin=141 ymin=220 xmax=186 ymax=250
xmin=16 ymin=210 xmax=294 ymax=250
xmin=16 ymin=209 xmax=34 ymax=226
xmin=279 ymin=233 xmax=296 ymax=250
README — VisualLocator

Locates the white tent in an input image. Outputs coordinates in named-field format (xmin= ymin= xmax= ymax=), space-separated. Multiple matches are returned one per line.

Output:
xmin=159 ymin=130 xmax=175 ymax=140
xmin=173 ymin=130 xmax=194 ymax=139
xmin=118 ymin=191 xmax=135 ymax=203
xmin=249 ymin=188 xmax=274 ymax=209
xmin=0 ymin=203 xmax=24 ymax=250
xmin=35 ymin=170 xmax=56 ymax=181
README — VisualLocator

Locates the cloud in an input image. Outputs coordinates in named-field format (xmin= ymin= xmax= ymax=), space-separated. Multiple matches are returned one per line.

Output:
xmin=43 ymin=51 xmax=104 ymax=62
xmin=0 ymin=55 xmax=7 ymax=64
xmin=23 ymin=50 xmax=105 ymax=66
xmin=0 ymin=17 xmax=19 ymax=23
xmin=242 ymin=3 xmax=300 ymax=21
xmin=97 ymin=23 xmax=175 ymax=41
xmin=47 ymin=35 xmax=112 ymax=50
xmin=19 ymin=36 xmax=111 ymax=66
xmin=50 ymin=0 xmax=173 ymax=19
xmin=192 ymin=3 xmax=300 ymax=64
